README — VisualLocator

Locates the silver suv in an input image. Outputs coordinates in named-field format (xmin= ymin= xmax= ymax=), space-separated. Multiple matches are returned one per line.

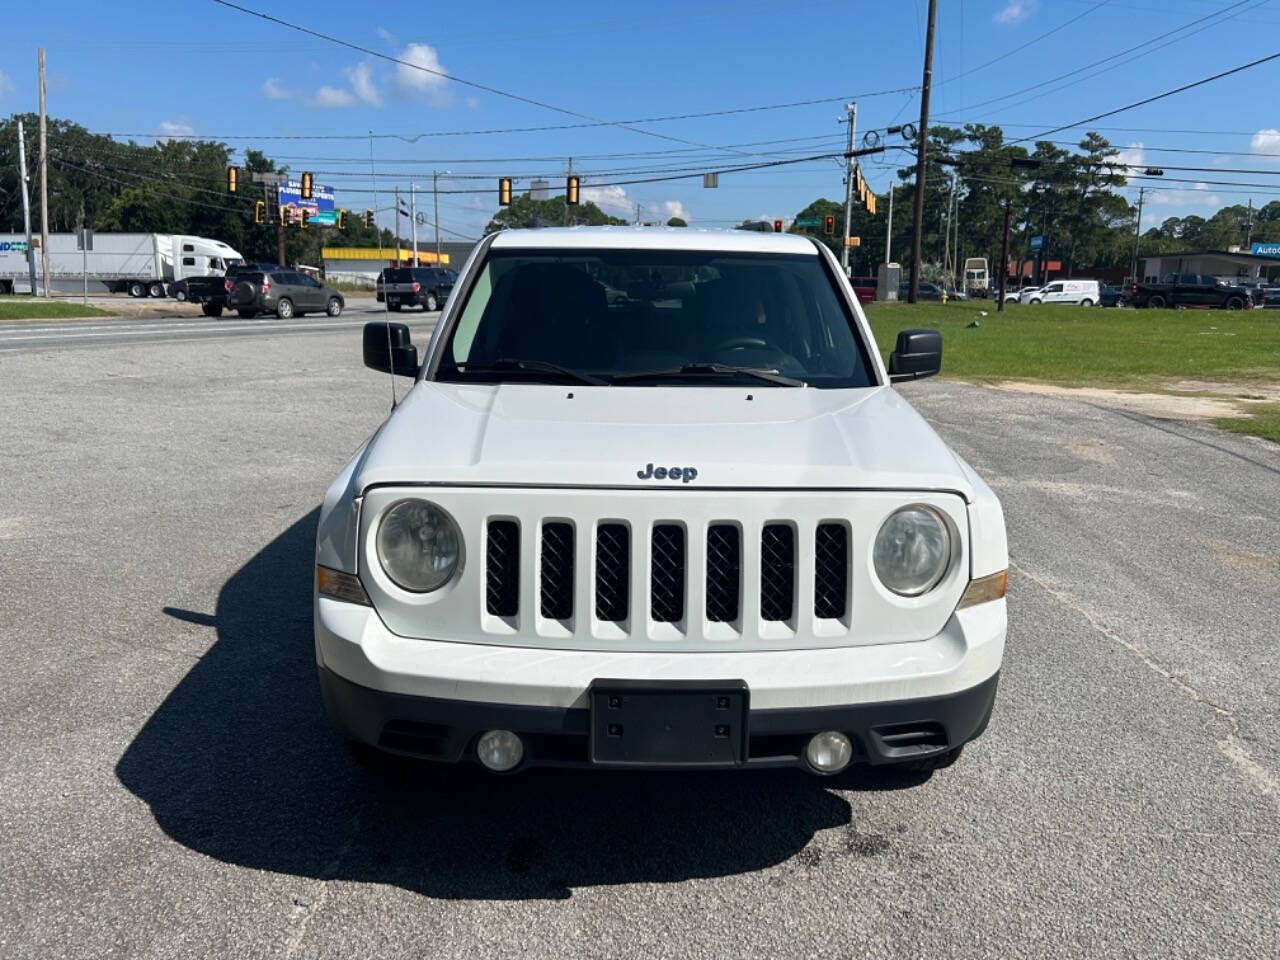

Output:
xmin=228 ymin=270 xmax=345 ymax=319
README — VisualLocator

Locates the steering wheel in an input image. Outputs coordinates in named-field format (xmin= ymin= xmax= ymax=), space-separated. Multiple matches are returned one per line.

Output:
xmin=712 ymin=336 xmax=769 ymax=353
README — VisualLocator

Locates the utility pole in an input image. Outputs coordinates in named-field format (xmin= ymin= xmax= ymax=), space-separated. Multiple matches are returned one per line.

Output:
xmin=1130 ymin=186 xmax=1144 ymax=285
xmin=38 ymin=48 xmax=51 ymax=299
xmin=1246 ymin=197 xmax=1254 ymax=249
xmin=908 ymin=0 xmax=937 ymax=303
xmin=433 ymin=170 xmax=441 ymax=262
xmin=885 ymin=184 xmax=894 ymax=265
xmin=16 ymin=120 xmax=38 ymax=296
xmin=998 ymin=194 xmax=1011 ymax=313
xmin=565 ymin=157 xmax=573 ymax=227
xmin=942 ymin=173 xmax=955 ymax=294
xmin=409 ymin=182 xmax=419 ymax=267
xmin=394 ymin=186 xmax=402 ymax=262
xmin=840 ymin=102 xmax=857 ymax=275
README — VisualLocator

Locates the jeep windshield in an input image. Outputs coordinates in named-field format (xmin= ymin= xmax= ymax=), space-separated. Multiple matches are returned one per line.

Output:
xmin=434 ymin=248 xmax=876 ymax=388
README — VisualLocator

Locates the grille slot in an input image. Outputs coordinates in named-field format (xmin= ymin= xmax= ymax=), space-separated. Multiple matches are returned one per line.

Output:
xmin=650 ymin=524 xmax=685 ymax=622
xmin=485 ymin=520 xmax=520 ymax=617
xmin=814 ymin=523 xmax=849 ymax=619
xmin=595 ymin=523 xmax=630 ymax=622
xmin=540 ymin=522 xmax=575 ymax=620
xmin=760 ymin=524 xmax=795 ymax=622
xmin=705 ymin=524 xmax=741 ymax=623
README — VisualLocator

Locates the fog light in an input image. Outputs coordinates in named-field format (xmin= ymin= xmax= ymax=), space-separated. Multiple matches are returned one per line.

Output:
xmin=806 ymin=731 xmax=853 ymax=774
xmin=476 ymin=729 xmax=524 ymax=772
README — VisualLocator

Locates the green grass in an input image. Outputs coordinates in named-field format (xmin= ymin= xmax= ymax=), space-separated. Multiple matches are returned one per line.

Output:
xmin=1215 ymin=404 xmax=1280 ymax=445
xmin=0 ymin=300 xmax=112 ymax=320
xmin=864 ymin=301 xmax=1280 ymax=387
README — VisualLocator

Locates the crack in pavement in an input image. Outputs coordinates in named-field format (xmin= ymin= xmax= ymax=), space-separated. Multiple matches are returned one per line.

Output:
xmin=281 ymin=815 xmax=361 ymax=957
xmin=1011 ymin=561 xmax=1279 ymax=805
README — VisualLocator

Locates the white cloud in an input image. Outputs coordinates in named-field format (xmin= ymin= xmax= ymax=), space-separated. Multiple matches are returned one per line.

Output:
xmin=309 ymin=85 xmax=355 ymax=108
xmin=376 ymin=26 xmax=396 ymax=44
xmin=261 ymin=77 xmax=293 ymax=100
xmin=582 ymin=185 xmax=634 ymax=218
xmin=1149 ymin=188 xmax=1222 ymax=208
xmin=345 ymin=62 xmax=381 ymax=106
xmin=661 ymin=200 xmax=690 ymax=222
xmin=155 ymin=120 xmax=195 ymax=141
xmin=994 ymin=0 xmax=1035 ymax=24
xmin=1249 ymin=128 xmax=1280 ymax=155
xmin=465 ymin=95 xmax=480 ymax=111
xmin=395 ymin=43 xmax=452 ymax=105
xmin=1114 ymin=141 xmax=1144 ymax=171
xmin=0 ymin=70 xmax=14 ymax=99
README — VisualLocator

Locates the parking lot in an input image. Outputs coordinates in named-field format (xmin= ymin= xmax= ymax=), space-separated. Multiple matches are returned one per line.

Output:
xmin=0 ymin=319 xmax=1276 ymax=958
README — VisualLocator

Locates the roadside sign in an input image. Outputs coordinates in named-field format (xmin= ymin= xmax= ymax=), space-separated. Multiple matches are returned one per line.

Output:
xmin=76 ymin=228 xmax=93 ymax=251
xmin=794 ymin=217 xmax=821 ymax=228
xmin=1030 ymin=235 xmax=1044 ymax=251
xmin=252 ymin=172 xmax=287 ymax=184
xmin=278 ymin=180 xmax=337 ymax=226
xmin=703 ymin=172 xmax=719 ymax=188
xmin=1251 ymin=241 xmax=1280 ymax=258
xmin=844 ymin=236 xmax=861 ymax=247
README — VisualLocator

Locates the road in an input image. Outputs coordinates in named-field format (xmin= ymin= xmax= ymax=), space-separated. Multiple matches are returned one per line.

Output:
xmin=0 ymin=300 xmax=433 ymax=353
xmin=1 ymin=324 xmax=1277 ymax=959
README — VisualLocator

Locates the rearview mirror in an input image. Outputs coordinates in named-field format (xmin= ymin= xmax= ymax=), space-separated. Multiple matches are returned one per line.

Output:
xmin=888 ymin=328 xmax=942 ymax=383
xmin=363 ymin=322 xmax=419 ymax=377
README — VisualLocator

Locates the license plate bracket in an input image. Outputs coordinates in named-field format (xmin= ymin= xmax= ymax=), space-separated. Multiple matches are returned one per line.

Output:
xmin=589 ymin=680 xmax=748 ymax=767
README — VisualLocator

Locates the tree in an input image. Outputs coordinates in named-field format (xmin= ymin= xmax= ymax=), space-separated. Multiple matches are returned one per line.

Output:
xmin=484 ymin=193 xmax=626 ymax=233
xmin=666 ymin=216 xmax=687 ymax=227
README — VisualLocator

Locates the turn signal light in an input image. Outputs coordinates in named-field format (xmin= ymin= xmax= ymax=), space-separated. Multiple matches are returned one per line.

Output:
xmin=316 ymin=566 xmax=372 ymax=606
xmin=957 ymin=570 xmax=1007 ymax=610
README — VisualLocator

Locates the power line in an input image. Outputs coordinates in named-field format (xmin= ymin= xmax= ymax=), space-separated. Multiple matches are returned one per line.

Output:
xmin=940 ymin=0 xmax=1114 ymax=86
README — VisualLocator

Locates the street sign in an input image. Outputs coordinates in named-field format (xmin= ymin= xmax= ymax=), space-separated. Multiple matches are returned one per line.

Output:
xmin=252 ymin=172 xmax=287 ymax=184
xmin=794 ymin=217 xmax=821 ymax=228
xmin=76 ymin=228 xmax=93 ymax=251
xmin=703 ymin=172 xmax=718 ymax=188
xmin=844 ymin=236 xmax=861 ymax=247
xmin=1030 ymin=235 xmax=1044 ymax=251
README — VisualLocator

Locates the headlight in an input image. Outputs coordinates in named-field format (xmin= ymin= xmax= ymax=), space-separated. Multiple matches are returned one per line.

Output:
xmin=375 ymin=499 xmax=462 ymax=592
xmin=873 ymin=505 xmax=951 ymax=597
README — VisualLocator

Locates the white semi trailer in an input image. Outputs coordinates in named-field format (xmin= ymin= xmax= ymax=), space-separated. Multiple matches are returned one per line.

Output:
xmin=0 ymin=233 xmax=243 ymax=297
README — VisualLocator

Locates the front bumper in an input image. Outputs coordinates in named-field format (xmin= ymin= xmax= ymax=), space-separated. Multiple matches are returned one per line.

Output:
xmin=314 ymin=595 xmax=1005 ymax=770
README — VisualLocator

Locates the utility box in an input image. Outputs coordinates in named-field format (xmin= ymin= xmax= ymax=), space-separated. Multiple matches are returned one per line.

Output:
xmin=877 ymin=262 xmax=901 ymax=301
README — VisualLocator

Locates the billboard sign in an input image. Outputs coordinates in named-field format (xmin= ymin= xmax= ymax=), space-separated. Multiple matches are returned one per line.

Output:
xmin=1029 ymin=235 xmax=1044 ymax=251
xmin=1250 ymin=241 xmax=1280 ymax=258
xmin=277 ymin=180 xmax=337 ymax=225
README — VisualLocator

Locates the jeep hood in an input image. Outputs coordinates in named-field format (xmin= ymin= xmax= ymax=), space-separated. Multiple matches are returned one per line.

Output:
xmin=352 ymin=382 xmax=975 ymax=500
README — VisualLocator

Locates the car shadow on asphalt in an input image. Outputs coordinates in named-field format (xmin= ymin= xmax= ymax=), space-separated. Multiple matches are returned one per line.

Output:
xmin=116 ymin=510 xmax=924 ymax=900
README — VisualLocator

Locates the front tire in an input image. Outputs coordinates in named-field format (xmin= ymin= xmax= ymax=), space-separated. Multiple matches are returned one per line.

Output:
xmin=276 ymin=297 xmax=294 ymax=320
xmin=174 ymin=289 xmax=187 ymax=302
xmin=326 ymin=297 xmax=342 ymax=317
xmin=425 ymin=292 xmax=438 ymax=311
xmin=1079 ymin=298 xmax=1093 ymax=307
xmin=1225 ymin=296 xmax=1244 ymax=310
xmin=1029 ymin=298 xmax=1042 ymax=305
xmin=1148 ymin=295 xmax=1166 ymax=308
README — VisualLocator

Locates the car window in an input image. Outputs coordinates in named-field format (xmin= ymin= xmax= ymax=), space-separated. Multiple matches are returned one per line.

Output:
xmin=437 ymin=248 xmax=876 ymax=389
xmin=1179 ymin=274 xmax=1199 ymax=285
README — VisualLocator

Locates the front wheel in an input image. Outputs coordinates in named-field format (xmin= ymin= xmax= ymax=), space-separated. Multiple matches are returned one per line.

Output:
xmin=425 ymin=292 xmax=438 ymax=311
xmin=1029 ymin=298 xmax=1042 ymax=305
xmin=1079 ymin=298 xmax=1093 ymax=307
xmin=1148 ymin=295 xmax=1166 ymax=308
xmin=174 ymin=289 xmax=187 ymax=302
xmin=276 ymin=297 xmax=294 ymax=320
xmin=326 ymin=297 xmax=342 ymax=317
xmin=1225 ymin=296 xmax=1244 ymax=310
xmin=201 ymin=304 xmax=223 ymax=318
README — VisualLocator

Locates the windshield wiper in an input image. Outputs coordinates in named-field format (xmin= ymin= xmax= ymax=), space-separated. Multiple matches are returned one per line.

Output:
xmin=612 ymin=363 xmax=806 ymax=387
xmin=440 ymin=359 xmax=607 ymax=386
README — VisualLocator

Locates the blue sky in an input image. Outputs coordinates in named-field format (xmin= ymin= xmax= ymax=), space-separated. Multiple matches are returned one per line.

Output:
xmin=2 ymin=0 xmax=1279 ymax=239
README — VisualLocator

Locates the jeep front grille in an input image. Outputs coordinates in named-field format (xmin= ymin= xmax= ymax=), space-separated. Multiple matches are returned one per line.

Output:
xmin=650 ymin=524 xmax=685 ymax=623
xmin=760 ymin=524 xmax=795 ymax=622
xmin=539 ymin=521 xmax=574 ymax=620
xmin=485 ymin=520 xmax=520 ymax=617
xmin=705 ymin=524 xmax=741 ymax=623
xmin=595 ymin=523 xmax=630 ymax=622
xmin=814 ymin=522 xmax=849 ymax=620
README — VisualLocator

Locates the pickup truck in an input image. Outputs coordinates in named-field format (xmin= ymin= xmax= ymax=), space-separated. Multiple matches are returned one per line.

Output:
xmin=1131 ymin=273 xmax=1252 ymax=310
xmin=174 ymin=262 xmax=281 ymax=317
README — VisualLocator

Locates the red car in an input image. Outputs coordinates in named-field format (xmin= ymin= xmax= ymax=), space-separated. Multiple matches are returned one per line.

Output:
xmin=848 ymin=275 xmax=877 ymax=303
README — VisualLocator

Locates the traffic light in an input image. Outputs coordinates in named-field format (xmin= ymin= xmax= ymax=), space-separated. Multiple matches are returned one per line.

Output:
xmin=279 ymin=206 xmax=289 ymax=227
xmin=254 ymin=200 xmax=264 ymax=224
xmin=566 ymin=175 xmax=580 ymax=205
xmin=856 ymin=167 xmax=866 ymax=203
xmin=301 ymin=172 xmax=313 ymax=200
xmin=337 ymin=209 xmax=347 ymax=230
xmin=773 ymin=219 xmax=783 ymax=233
xmin=867 ymin=192 xmax=876 ymax=215
xmin=227 ymin=166 xmax=238 ymax=193
xmin=300 ymin=209 xmax=310 ymax=230
xmin=363 ymin=208 xmax=374 ymax=228
xmin=498 ymin=177 xmax=512 ymax=206
xmin=823 ymin=214 xmax=835 ymax=235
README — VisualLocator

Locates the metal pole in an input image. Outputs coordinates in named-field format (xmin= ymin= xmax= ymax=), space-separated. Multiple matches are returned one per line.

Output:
xmin=16 ymin=120 xmax=38 ymax=296
xmin=1246 ymin=197 xmax=1253 ymax=248
xmin=908 ymin=0 xmax=937 ymax=303
xmin=409 ymin=182 xmax=418 ymax=267
xmin=942 ymin=173 xmax=954 ymax=297
xmin=82 ymin=233 xmax=87 ymax=306
xmin=1130 ymin=186 xmax=1144 ymax=284
xmin=565 ymin=157 xmax=573 ymax=226
xmin=885 ymin=184 xmax=894 ymax=265
xmin=840 ymin=102 xmax=857 ymax=274
xmin=38 ymin=48 xmax=51 ymax=299
xmin=433 ymin=170 xmax=441 ymax=262
xmin=394 ymin=186 xmax=401 ymax=262
xmin=998 ymin=194 xmax=1011 ymax=313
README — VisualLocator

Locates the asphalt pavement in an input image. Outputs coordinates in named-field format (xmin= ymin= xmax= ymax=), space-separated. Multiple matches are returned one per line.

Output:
xmin=1 ymin=324 xmax=1277 ymax=959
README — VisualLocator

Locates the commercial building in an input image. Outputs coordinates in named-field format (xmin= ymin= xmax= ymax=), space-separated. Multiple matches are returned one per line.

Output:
xmin=320 ymin=243 xmax=475 ymax=287
xmin=1141 ymin=249 xmax=1280 ymax=283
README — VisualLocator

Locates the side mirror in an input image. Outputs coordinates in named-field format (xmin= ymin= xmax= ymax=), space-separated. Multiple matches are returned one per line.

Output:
xmin=888 ymin=328 xmax=942 ymax=383
xmin=363 ymin=322 xmax=419 ymax=377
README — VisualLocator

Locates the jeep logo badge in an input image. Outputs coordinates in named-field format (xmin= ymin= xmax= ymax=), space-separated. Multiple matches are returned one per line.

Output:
xmin=637 ymin=463 xmax=698 ymax=483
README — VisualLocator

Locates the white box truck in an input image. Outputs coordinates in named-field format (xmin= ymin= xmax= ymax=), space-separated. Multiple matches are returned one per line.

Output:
xmin=963 ymin=258 xmax=989 ymax=298
xmin=0 ymin=233 xmax=243 ymax=297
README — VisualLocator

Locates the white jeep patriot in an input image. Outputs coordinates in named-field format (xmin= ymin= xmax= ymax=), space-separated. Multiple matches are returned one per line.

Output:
xmin=315 ymin=227 xmax=1007 ymax=776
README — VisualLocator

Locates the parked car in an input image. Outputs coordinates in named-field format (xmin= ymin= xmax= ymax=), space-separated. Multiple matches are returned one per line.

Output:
xmin=1131 ymin=274 xmax=1253 ymax=310
xmin=898 ymin=280 xmax=946 ymax=301
xmin=376 ymin=266 xmax=455 ymax=312
xmin=1023 ymin=279 xmax=1101 ymax=306
xmin=1261 ymin=284 xmax=1280 ymax=308
xmin=319 ymin=227 xmax=1008 ymax=777
xmin=1225 ymin=278 xmax=1269 ymax=308
xmin=848 ymin=275 xmax=877 ymax=303
xmin=227 ymin=269 xmax=344 ymax=319
xmin=1099 ymin=283 xmax=1127 ymax=308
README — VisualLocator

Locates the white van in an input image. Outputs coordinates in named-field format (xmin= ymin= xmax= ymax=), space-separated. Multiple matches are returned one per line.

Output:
xmin=1025 ymin=279 xmax=1100 ymax=306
